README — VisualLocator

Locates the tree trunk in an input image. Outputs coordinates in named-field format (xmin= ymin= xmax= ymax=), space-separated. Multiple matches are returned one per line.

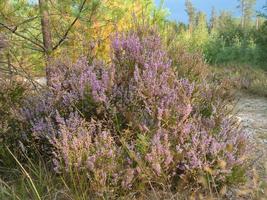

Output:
xmin=240 ymin=0 xmax=245 ymax=28
xmin=39 ymin=0 xmax=53 ymax=85
xmin=256 ymin=17 xmax=259 ymax=30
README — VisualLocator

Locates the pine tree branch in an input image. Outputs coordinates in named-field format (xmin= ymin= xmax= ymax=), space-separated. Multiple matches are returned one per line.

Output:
xmin=0 ymin=22 xmax=45 ymax=51
xmin=52 ymin=0 xmax=87 ymax=51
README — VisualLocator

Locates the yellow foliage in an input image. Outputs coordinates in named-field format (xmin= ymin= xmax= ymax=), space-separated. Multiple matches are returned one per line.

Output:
xmin=52 ymin=0 xmax=156 ymax=61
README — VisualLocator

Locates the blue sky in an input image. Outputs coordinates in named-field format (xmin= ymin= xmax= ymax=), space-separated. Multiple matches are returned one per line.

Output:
xmin=155 ymin=0 xmax=267 ymax=23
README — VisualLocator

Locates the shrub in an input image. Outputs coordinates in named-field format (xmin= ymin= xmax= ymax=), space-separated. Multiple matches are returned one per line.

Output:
xmin=20 ymin=28 xmax=247 ymax=197
xmin=0 ymin=80 xmax=27 ymax=147
xmin=168 ymin=44 xmax=209 ymax=82
xmin=211 ymin=64 xmax=267 ymax=97
xmin=204 ymin=29 xmax=266 ymax=68
xmin=0 ymin=79 xmax=29 ymax=170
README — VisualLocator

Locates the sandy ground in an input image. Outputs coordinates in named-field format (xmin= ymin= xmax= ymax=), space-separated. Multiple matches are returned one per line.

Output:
xmin=236 ymin=93 xmax=267 ymax=139
xmin=235 ymin=93 xmax=267 ymax=185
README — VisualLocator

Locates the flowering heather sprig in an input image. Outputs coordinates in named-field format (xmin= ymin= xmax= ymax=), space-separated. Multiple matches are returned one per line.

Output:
xmin=146 ymin=129 xmax=173 ymax=175
xmin=50 ymin=57 xmax=111 ymax=105
xmin=52 ymin=112 xmax=119 ymax=179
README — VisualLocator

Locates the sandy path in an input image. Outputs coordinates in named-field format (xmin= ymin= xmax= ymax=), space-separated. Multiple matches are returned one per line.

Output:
xmin=235 ymin=93 xmax=267 ymax=145
xmin=235 ymin=93 xmax=267 ymax=188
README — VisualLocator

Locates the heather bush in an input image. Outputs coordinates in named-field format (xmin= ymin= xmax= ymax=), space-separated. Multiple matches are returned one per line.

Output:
xmin=20 ymin=28 xmax=247 ymax=197
xmin=0 ymin=79 xmax=30 ymax=172
xmin=0 ymin=80 xmax=27 ymax=148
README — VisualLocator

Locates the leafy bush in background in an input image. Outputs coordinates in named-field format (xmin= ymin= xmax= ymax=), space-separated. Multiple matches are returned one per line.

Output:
xmin=164 ymin=12 xmax=267 ymax=71
xmin=204 ymin=31 xmax=262 ymax=67
xmin=17 ymin=28 xmax=248 ymax=198
xmin=256 ymin=21 xmax=267 ymax=67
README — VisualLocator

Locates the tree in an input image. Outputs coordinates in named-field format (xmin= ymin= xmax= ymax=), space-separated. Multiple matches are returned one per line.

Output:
xmin=210 ymin=6 xmax=218 ymax=31
xmin=185 ymin=0 xmax=196 ymax=33
xmin=237 ymin=0 xmax=256 ymax=28
xmin=193 ymin=11 xmax=209 ymax=48
xmin=196 ymin=11 xmax=207 ymax=28
xmin=256 ymin=3 xmax=267 ymax=65
xmin=218 ymin=11 xmax=235 ymax=31
xmin=0 ymin=0 xmax=94 ymax=84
